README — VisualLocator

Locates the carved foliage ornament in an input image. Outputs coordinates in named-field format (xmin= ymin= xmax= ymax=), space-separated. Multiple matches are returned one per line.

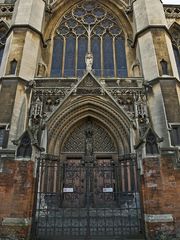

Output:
xmin=164 ymin=6 xmax=180 ymax=19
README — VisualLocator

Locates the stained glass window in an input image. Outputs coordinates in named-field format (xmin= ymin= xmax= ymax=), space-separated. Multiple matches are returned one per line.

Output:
xmin=64 ymin=34 xmax=76 ymax=77
xmin=51 ymin=0 xmax=127 ymax=78
xmin=103 ymin=34 xmax=114 ymax=77
xmin=51 ymin=37 xmax=63 ymax=77
xmin=78 ymin=36 xmax=88 ymax=77
xmin=92 ymin=36 xmax=101 ymax=76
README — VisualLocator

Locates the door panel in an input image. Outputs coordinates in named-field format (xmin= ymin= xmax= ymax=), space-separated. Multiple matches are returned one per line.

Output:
xmin=61 ymin=158 xmax=85 ymax=208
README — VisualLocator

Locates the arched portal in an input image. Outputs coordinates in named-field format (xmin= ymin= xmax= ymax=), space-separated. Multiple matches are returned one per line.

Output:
xmin=33 ymin=91 xmax=143 ymax=239
xmin=32 ymin=0 xmax=143 ymax=238
xmin=47 ymin=94 xmax=131 ymax=155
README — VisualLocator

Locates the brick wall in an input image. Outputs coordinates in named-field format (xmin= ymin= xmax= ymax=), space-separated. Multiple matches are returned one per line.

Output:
xmin=0 ymin=159 xmax=35 ymax=239
xmin=142 ymin=153 xmax=180 ymax=239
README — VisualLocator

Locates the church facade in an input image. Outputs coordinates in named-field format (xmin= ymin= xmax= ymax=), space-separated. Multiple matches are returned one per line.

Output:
xmin=0 ymin=0 xmax=180 ymax=239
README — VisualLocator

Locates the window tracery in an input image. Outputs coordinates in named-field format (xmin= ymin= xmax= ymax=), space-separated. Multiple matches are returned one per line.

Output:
xmin=51 ymin=1 xmax=127 ymax=78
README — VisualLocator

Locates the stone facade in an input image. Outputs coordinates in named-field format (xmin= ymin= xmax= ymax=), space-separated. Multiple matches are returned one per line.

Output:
xmin=0 ymin=0 xmax=179 ymax=239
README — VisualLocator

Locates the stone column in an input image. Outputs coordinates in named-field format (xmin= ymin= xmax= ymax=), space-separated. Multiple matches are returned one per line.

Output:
xmin=133 ymin=0 xmax=179 ymax=81
xmin=0 ymin=0 xmax=45 ymax=239
xmin=0 ymin=0 xmax=45 ymax=148
xmin=133 ymin=0 xmax=180 ymax=148
xmin=0 ymin=0 xmax=45 ymax=79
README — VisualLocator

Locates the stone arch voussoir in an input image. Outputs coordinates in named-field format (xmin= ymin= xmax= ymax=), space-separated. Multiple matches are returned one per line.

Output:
xmin=47 ymin=96 xmax=132 ymax=155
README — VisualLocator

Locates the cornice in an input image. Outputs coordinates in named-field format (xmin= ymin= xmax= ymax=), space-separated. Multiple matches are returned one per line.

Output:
xmin=6 ymin=24 xmax=47 ymax=48
xmin=132 ymin=25 xmax=171 ymax=48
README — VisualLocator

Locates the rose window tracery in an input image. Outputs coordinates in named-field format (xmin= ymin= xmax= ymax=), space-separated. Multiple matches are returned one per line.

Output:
xmin=51 ymin=0 xmax=127 ymax=78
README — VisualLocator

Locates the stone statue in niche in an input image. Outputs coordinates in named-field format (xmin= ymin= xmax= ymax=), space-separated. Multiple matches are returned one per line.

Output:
xmin=85 ymin=120 xmax=93 ymax=156
xmin=85 ymin=52 xmax=93 ymax=71
xmin=29 ymin=97 xmax=46 ymax=146
xmin=160 ymin=59 xmax=169 ymax=75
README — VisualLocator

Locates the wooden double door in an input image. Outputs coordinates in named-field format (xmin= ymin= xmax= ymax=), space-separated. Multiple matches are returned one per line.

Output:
xmin=33 ymin=154 xmax=142 ymax=240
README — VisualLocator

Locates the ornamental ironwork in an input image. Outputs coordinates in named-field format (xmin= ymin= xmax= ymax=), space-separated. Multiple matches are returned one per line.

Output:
xmin=31 ymin=153 xmax=143 ymax=240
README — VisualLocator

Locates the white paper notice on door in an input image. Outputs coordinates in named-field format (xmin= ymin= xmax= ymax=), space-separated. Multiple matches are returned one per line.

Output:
xmin=63 ymin=188 xmax=74 ymax=193
xmin=103 ymin=188 xmax=113 ymax=193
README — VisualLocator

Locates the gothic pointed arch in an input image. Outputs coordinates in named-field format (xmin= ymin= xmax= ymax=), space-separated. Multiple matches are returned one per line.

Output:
xmin=169 ymin=22 xmax=180 ymax=77
xmin=50 ymin=0 xmax=127 ymax=78
xmin=49 ymin=0 xmax=130 ymax=11
xmin=0 ymin=20 xmax=9 ymax=66
xmin=47 ymin=93 xmax=132 ymax=155
xmin=46 ymin=0 xmax=133 ymax=39
xmin=43 ymin=0 xmax=135 ymax=77
xmin=62 ymin=117 xmax=117 ymax=153
xmin=16 ymin=131 xmax=32 ymax=158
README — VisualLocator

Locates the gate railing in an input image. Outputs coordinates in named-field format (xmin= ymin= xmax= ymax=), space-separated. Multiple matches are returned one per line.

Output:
xmin=31 ymin=153 xmax=143 ymax=240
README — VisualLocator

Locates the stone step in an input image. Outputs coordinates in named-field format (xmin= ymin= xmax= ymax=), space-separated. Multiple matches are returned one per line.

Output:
xmin=125 ymin=233 xmax=145 ymax=240
xmin=36 ymin=234 xmax=145 ymax=240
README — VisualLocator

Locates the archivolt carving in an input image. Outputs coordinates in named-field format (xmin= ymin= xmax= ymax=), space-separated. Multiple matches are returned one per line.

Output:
xmin=164 ymin=6 xmax=180 ymax=19
xmin=63 ymin=120 xmax=116 ymax=153
xmin=47 ymin=96 xmax=132 ymax=154
xmin=48 ymin=95 xmax=131 ymax=131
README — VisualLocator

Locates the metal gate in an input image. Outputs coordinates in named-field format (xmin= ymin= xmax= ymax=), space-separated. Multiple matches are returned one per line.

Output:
xmin=32 ymin=154 xmax=143 ymax=240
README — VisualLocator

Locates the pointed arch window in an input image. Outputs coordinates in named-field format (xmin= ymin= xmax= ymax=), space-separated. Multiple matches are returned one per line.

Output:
xmin=146 ymin=129 xmax=159 ymax=155
xmin=0 ymin=23 xmax=8 ymax=67
xmin=9 ymin=58 xmax=17 ymax=74
xmin=51 ymin=1 xmax=127 ymax=78
xmin=170 ymin=23 xmax=180 ymax=78
xmin=173 ymin=46 xmax=180 ymax=77
xmin=17 ymin=132 xmax=32 ymax=158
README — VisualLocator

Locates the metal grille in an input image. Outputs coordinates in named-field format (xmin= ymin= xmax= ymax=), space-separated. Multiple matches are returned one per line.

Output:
xmin=32 ymin=154 xmax=143 ymax=240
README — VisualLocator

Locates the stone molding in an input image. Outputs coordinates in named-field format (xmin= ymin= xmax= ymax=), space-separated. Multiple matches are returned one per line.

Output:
xmin=2 ymin=217 xmax=31 ymax=226
xmin=145 ymin=214 xmax=173 ymax=223
xmin=132 ymin=25 xmax=171 ymax=48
